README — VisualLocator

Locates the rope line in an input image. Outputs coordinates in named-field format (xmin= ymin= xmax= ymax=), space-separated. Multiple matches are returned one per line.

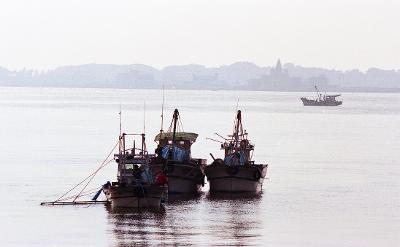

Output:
xmin=54 ymin=140 xmax=119 ymax=203
xmin=73 ymin=156 xmax=116 ymax=202
xmin=58 ymin=186 xmax=102 ymax=202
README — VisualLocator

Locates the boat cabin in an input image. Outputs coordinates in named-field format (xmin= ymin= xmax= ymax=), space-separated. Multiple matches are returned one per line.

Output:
xmin=217 ymin=110 xmax=255 ymax=165
xmin=323 ymin=94 xmax=341 ymax=102
xmin=155 ymin=132 xmax=198 ymax=151
xmin=153 ymin=109 xmax=200 ymax=162
xmin=154 ymin=131 xmax=198 ymax=161
xmin=114 ymin=133 xmax=154 ymax=186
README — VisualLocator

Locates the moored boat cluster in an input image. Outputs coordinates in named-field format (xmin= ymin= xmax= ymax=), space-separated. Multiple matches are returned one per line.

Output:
xmin=104 ymin=109 xmax=268 ymax=209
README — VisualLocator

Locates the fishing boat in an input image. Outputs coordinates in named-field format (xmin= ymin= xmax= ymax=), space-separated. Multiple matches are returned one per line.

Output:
xmin=301 ymin=86 xmax=342 ymax=106
xmin=102 ymin=133 xmax=166 ymax=208
xmin=204 ymin=110 xmax=268 ymax=193
xmin=151 ymin=109 xmax=206 ymax=194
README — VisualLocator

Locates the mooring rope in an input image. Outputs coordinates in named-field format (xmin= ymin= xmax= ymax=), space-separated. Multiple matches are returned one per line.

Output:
xmin=54 ymin=140 xmax=119 ymax=203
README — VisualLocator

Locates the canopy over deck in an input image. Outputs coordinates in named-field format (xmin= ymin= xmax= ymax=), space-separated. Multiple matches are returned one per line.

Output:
xmin=154 ymin=132 xmax=198 ymax=142
xmin=326 ymin=94 xmax=341 ymax=98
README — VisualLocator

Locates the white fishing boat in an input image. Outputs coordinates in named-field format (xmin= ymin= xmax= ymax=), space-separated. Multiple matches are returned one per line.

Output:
xmin=205 ymin=110 xmax=268 ymax=193
xmin=301 ymin=85 xmax=342 ymax=106
xmin=151 ymin=109 xmax=206 ymax=194
xmin=103 ymin=133 xmax=166 ymax=208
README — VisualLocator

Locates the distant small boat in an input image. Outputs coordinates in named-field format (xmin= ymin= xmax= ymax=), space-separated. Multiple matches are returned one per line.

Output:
xmin=205 ymin=110 xmax=268 ymax=193
xmin=301 ymin=86 xmax=342 ymax=106
xmin=103 ymin=133 xmax=166 ymax=208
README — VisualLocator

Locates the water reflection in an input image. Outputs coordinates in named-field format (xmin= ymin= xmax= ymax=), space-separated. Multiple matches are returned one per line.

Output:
xmin=203 ymin=192 xmax=264 ymax=246
xmin=106 ymin=192 xmax=265 ymax=246
xmin=167 ymin=192 xmax=203 ymax=204
xmin=206 ymin=191 xmax=263 ymax=201
xmin=106 ymin=205 xmax=169 ymax=246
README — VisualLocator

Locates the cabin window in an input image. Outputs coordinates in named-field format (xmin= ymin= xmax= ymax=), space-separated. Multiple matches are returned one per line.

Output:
xmin=125 ymin=164 xmax=133 ymax=170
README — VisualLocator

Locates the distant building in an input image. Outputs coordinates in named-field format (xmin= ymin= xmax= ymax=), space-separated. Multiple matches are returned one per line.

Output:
xmin=270 ymin=59 xmax=287 ymax=77
xmin=248 ymin=59 xmax=303 ymax=91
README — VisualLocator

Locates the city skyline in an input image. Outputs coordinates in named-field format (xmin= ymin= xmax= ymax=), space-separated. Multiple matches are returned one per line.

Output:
xmin=1 ymin=59 xmax=399 ymax=92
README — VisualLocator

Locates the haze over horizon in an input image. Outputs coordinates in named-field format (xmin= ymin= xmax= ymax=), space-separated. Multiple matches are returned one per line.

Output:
xmin=1 ymin=0 xmax=399 ymax=71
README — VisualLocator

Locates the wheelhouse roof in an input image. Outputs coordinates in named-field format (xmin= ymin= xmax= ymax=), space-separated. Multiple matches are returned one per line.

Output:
xmin=154 ymin=132 xmax=198 ymax=142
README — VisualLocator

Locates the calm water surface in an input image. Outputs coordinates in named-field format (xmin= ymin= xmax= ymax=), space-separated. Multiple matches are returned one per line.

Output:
xmin=0 ymin=87 xmax=399 ymax=246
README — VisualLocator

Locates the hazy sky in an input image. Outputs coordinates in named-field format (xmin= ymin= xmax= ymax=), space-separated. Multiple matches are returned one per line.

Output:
xmin=0 ymin=0 xmax=399 ymax=71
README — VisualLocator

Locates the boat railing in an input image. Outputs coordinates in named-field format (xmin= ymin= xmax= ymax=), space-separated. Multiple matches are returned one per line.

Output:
xmin=114 ymin=154 xmax=155 ymax=163
xmin=196 ymin=158 xmax=207 ymax=165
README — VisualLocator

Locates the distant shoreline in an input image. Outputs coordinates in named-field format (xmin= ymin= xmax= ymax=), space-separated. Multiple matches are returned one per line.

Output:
xmin=1 ymin=62 xmax=399 ymax=93
xmin=1 ymin=85 xmax=399 ymax=93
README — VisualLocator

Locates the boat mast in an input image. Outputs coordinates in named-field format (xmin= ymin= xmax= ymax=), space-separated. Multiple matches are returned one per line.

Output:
xmin=143 ymin=100 xmax=146 ymax=135
xmin=234 ymin=110 xmax=242 ymax=147
xmin=122 ymin=133 xmax=126 ymax=156
xmin=119 ymin=104 xmax=122 ymax=137
xmin=141 ymin=133 xmax=146 ymax=157
xmin=141 ymin=134 xmax=145 ymax=156
xmin=314 ymin=85 xmax=321 ymax=101
xmin=118 ymin=106 xmax=122 ymax=154
xmin=172 ymin=109 xmax=179 ymax=145
xmin=120 ymin=133 xmax=126 ymax=175
xmin=160 ymin=85 xmax=165 ymax=134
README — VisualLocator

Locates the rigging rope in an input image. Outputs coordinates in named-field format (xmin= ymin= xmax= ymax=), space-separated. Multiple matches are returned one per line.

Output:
xmin=58 ymin=186 xmax=102 ymax=202
xmin=165 ymin=111 xmax=184 ymax=134
xmin=72 ymin=158 xmax=114 ymax=202
xmin=54 ymin=140 xmax=119 ymax=203
xmin=178 ymin=116 xmax=184 ymax=132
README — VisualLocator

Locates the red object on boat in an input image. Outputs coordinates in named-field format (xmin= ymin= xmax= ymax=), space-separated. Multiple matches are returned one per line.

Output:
xmin=155 ymin=172 xmax=167 ymax=185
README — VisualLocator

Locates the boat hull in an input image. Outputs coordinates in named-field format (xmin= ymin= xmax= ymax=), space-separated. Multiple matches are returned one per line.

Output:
xmin=151 ymin=161 xmax=205 ymax=194
xmin=205 ymin=164 xmax=268 ymax=193
xmin=103 ymin=184 xmax=165 ymax=208
xmin=301 ymin=97 xmax=342 ymax=106
xmin=167 ymin=174 xmax=203 ymax=194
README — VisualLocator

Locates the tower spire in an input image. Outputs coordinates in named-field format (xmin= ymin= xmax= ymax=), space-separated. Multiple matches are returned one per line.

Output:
xmin=276 ymin=59 xmax=282 ymax=72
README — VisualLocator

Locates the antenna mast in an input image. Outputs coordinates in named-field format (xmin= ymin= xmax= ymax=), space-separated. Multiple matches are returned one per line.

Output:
xmin=143 ymin=100 xmax=146 ymax=134
xmin=119 ymin=104 xmax=122 ymax=137
xmin=172 ymin=109 xmax=179 ymax=145
xmin=160 ymin=84 xmax=165 ymax=133
xmin=314 ymin=85 xmax=320 ymax=100
xmin=234 ymin=110 xmax=242 ymax=146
